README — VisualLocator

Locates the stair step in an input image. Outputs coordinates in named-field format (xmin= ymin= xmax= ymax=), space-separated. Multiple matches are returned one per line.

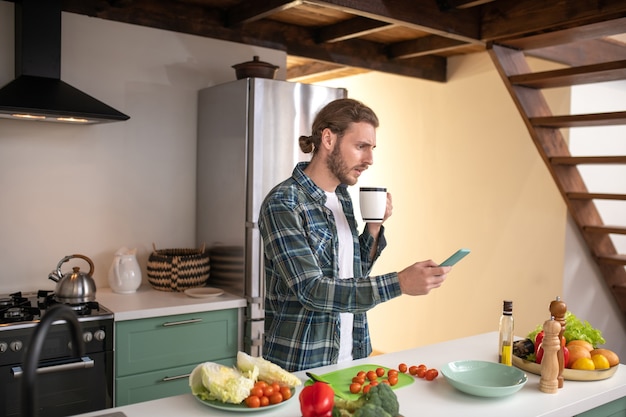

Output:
xmin=613 ymin=284 xmax=626 ymax=299
xmin=509 ymin=59 xmax=626 ymax=88
xmin=568 ymin=192 xmax=626 ymax=201
xmin=530 ymin=111 xmax=626 ymax=128
xmin=597 ymin=254 xmax=626 ymax=266
xmin=584 ymin=225 xmax=626 ymax=235
xmin=550 ymin=156 xmax=626 ymax=165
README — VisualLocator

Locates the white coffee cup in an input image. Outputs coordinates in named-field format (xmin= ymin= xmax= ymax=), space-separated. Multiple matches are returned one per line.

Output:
xmin=359 ymin=187 xmax=387 ymax=223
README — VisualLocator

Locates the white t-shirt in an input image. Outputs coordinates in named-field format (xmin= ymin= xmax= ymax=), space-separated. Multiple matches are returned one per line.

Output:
xmin=324 ymin=191 xmax=354 ymax=363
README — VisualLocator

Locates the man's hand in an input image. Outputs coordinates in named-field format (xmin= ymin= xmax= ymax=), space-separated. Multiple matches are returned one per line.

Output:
xmin=398 ymin=260 xmax=451 ymax=296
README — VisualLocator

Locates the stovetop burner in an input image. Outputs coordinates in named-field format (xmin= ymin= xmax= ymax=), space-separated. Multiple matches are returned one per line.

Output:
xmin=0 ymin=290 xmax=112 ymax=328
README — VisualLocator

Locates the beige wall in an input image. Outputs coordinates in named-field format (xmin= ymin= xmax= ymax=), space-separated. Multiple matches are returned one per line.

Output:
xmin=318 ymin=53 xmax=567 ymax=353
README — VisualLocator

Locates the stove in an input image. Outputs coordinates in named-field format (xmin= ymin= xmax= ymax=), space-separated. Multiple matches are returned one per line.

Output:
xmin=0 ymin=290 xmax=112 ymax=328
xmin=0 ymin=290 xmax=114 ymax=417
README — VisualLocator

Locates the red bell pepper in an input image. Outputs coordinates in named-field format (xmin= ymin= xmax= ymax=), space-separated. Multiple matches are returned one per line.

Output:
xmin=299 ymin=381 xmax=335 ymax=417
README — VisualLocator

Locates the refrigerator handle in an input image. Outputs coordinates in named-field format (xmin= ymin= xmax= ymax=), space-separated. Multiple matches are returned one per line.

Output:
xmin=244 ymin=225 xmax=265 ymax=355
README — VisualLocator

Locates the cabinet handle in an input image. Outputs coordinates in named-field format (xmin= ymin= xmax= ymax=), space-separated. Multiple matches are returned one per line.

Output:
xmin=161 ymin=318 xmax=203 ymax=326
xmin=161 ymin=373 xmax=191 ymax=382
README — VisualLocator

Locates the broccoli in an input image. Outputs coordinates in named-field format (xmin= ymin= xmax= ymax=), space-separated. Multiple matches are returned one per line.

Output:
xmin=362 ymin=384 xmax=400 ymax=416
xmin=332 ymin=383 xmax=400 ymax=417
xmin=353 ymin=403 xmax=393 ymax=417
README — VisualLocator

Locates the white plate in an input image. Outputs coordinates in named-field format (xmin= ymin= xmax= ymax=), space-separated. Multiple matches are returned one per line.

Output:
xmin=184 ymin=287 xmax=224 ymax=298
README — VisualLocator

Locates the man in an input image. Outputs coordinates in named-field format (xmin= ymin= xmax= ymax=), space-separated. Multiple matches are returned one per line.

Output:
xmin=258 ymin=98 xmax=451 ymax=372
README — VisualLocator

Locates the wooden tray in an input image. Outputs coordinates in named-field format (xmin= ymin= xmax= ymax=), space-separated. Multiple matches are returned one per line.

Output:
xmin=512 ymin=355 xmax=618 ymax=381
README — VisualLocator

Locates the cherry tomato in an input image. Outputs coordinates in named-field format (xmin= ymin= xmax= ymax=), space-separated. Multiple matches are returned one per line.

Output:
xmin=255 ymin=381 xmax=268 ymax=389
xmin=387 ymin=369 xmax=398 ymax=378
xmin=260 ymin=396 xmax=269 ymax=407
xmin=380 ymin=379 xmax=390 ymax=385
xmin=376 ymin=367 xmax=385 ymax=377
xmin=366 ymin=370 xmax=378 ymax=381
xmin=409 ymin=365 xmax=418 ymax=375
xmin=245 ymin=395 xmax=261 ymax=408
xmin=425 ymin=369 xmax=439 ymax=381
xmin=352 ymin=376 xmax=365 ymax=384
xmin=262 ymin=385 xmax=275 ymax=397
xmin=280 ymin=386 xmax=292 ymax=401
xmin=388 ymin=375 xmax=399 ymax=386
xmin=363 ymin=384 xmax=372 ymax=394
xmin=349 ymin=382 xmax=362 ymax=394
xmin=398 ymin=363 xmax=408 ymax=373
xmin=250 ymin=386 xmax=264 ymax=398
xmin=271 ymin=382 xmax=281 ymax=392
xmin=416 ymin=367 xmax=427 ymax=378
xmin=369 ymin=380 xmax=379 ymax=387
xmin=269 ymin=392 xmax=283 ymax=405
xmin=356 ymin=371 xmax=366 ymax=379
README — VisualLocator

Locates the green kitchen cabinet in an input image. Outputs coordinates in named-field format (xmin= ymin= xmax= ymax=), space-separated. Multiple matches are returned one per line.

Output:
xmin=575 ymin=397 xmax=626 ymax=417
xmin=114 ymin=308 xmax=239 ymax=406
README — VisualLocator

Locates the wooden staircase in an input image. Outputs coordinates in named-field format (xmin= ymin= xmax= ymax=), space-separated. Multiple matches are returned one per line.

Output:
xmin=487 ymin=24 xmax=626 ymax=319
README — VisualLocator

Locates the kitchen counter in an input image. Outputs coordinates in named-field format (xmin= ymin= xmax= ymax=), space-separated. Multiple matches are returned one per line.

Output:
xmin=75 ymin=331 xmax=626 ymax=417
xmin=97 ymin=285 xmax=246 ymax=320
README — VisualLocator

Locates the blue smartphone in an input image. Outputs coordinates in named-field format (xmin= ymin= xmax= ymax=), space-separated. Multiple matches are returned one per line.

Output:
xmin=440 ymin=248 xmax=470 ymax=266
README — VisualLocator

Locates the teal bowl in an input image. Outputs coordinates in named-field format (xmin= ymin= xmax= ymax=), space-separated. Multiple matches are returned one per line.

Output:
xmin=441 ymin=360 xmax=528 ymax=397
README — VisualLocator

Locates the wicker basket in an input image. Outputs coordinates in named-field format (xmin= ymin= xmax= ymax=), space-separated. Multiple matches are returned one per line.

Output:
xmin=146 ymin=244 xmax=210 ymax=292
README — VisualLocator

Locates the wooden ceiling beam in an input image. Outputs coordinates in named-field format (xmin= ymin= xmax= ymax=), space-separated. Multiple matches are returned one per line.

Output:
xmin=284 ymin=33 xmax=447 ymax=82
xmin=287 ymin=60 xmax=344 ymax=79
xmin=316 ymin=16 xmax=392 ymax=43
xmin=227 ymin=0 xmax=302 ymax=26
xmin=389 ymin=35 xmax=469 ymax=59
xmin=303 ymin=0 xmax=482 ymax=42
xmin=436 ymin=0 xmax=496 ymax=11
xmin=481 ymin=0 xmax=626 ymax=41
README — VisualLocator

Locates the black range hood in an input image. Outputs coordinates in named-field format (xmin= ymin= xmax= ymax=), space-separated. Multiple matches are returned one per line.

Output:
xmin=0 ymin=0 xmax=130 ymax=124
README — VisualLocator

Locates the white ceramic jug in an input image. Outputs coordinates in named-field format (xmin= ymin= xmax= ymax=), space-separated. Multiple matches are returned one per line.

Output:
xmin=108 ymin=247 xmax=142 ymax=294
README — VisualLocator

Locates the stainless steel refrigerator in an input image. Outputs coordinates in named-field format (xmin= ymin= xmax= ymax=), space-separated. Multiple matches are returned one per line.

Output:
xmin=196 ymin=78 xmax=346 ymax=356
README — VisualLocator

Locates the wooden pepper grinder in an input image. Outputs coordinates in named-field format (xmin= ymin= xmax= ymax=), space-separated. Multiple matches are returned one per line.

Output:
xmin=540 ymin=317 xmax=561 ymax=393
xmin=550 ymin=296 xmax=567 ymax=388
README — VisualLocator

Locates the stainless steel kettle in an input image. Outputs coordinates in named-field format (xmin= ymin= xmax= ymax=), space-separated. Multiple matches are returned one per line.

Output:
xmin=48 ymin=254 xmax=97 ymax=304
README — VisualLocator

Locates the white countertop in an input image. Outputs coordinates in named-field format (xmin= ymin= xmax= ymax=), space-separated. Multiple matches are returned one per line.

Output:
xmin=75 ymin=331 xmax=626 ymax=417
xmin=97 ymin=285 xmax=246 ymax=321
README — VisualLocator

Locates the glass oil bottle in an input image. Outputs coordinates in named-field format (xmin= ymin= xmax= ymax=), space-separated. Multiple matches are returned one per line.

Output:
xmin=498 ymin=300 xmax=514 ymax=366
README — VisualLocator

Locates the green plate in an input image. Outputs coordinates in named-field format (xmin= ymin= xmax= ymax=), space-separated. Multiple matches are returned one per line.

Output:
xmin=306 ymin=364 xmax=414 ymax=401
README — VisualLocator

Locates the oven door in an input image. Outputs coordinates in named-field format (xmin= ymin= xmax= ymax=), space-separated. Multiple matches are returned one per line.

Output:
xmin=1 ymin=351 xmax=113 ymax=417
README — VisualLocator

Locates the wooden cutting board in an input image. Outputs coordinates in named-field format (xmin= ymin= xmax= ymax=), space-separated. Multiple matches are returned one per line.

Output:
xmin=306 ymin=364 xmax=415 ymax=401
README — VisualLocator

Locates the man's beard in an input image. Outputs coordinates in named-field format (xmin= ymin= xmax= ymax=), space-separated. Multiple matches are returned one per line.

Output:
xmin=326 ymin=139 xmax=356 ymax=185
